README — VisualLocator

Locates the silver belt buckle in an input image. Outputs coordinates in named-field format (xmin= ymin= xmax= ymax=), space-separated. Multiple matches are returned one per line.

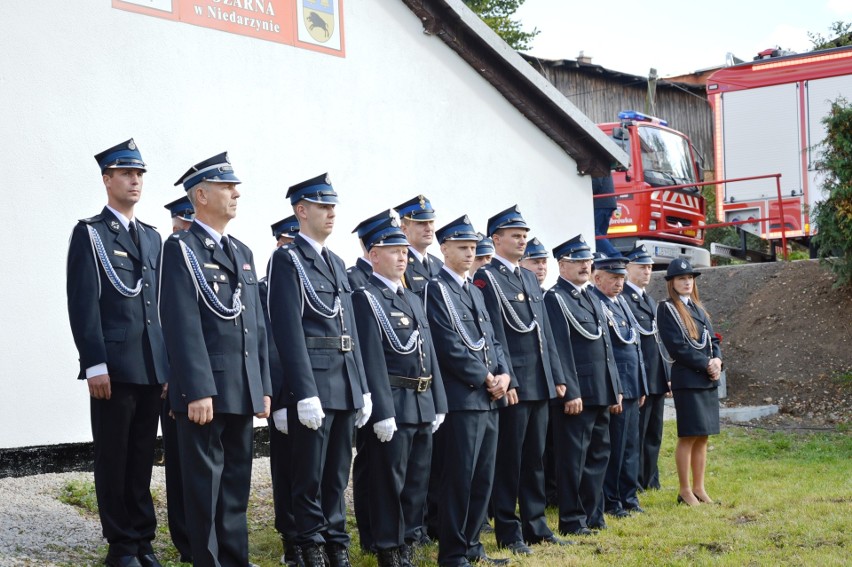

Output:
xmin=340 ymin=335 xmax=352 ymax=352
xmin=417 ymin=376 xmax=430 ymax=392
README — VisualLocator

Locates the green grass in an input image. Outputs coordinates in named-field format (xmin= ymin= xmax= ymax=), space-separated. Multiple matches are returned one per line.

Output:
xmin=58 ymin=479 xmax=98 ymax=515
xmin=54 ymin=427 xmax=852 ymax=566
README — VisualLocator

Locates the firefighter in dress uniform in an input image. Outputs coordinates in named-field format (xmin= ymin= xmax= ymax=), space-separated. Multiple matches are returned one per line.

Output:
xmin=425 ymin=215 xmax=514 ymax=566
xmin=351 ymin=211 xmax=447 ymax=567
xmin=159 ymin=152 xmax=272 ymax=567
xmin=472 ymin=205 xmax=571 ymax=555
xmin=543 ymin=235 xmax=621 ymax=535
xmin=67 ymin=139 xmax=169 ymax=567
xmin=267 ymin=173 xmax=372 ymax=567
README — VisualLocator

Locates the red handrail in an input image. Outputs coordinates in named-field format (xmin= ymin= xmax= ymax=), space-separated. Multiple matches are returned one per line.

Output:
xmin=593 ymin=173 xmax=789 ymax=261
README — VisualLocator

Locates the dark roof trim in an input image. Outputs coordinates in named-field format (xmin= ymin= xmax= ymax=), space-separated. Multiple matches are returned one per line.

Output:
xmin=401 ymin=0 xmax=628 ymax=176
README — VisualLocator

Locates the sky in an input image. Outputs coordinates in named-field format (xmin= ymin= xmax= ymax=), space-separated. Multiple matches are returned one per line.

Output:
xmin=514 ymin=0 xmax=852 ymax=77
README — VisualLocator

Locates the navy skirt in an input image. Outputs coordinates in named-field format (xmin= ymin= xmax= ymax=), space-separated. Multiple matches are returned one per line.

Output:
xmin=672 ymin=387 xmax=719 ymax=437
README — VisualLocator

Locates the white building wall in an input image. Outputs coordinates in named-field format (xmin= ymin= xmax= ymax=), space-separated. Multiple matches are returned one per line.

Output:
xmin=0 ymin=0 xmax=595 ymax=448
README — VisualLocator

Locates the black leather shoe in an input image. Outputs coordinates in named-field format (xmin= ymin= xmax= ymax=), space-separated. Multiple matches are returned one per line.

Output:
xmin=589 ymin=523 xmax=607 ymax=531
xmin=626 ymin=506 xmax=646 ymax=514
xmin=376 ymin=547 xmax=403 ymax=567
xmin=104 ymin=556 xmax=143 ymax=567
xmin=480 ymin=521 xmax=494 ymax=534
xmin=468 ymin=554 xmax=510 ymax=565
xmin=561 ymin=527 xmax=593 ymax=536
xmin=537 ymin=535 xmax=574 ymax=546
xmin=501 ymin=541 xmax=533 ymax=555
xmin=606 ymin=508 xmax=630 ymax=518
xmin=137 ymin=554 xmax=162 ymax=567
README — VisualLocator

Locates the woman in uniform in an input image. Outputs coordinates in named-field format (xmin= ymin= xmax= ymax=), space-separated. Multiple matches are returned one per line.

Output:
xmin=657 ymin=260 xmax=722 ymax=506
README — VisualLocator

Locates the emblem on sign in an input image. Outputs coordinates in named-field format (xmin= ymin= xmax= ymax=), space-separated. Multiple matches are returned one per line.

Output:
xmin=304 ymin=0 xmax=334 ymax=43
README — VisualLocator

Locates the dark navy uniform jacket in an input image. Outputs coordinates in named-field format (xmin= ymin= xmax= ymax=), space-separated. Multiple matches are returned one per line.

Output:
xmin=544 ymin=278 xmax=620 ymax=406
xmin=590 ymin=287 xmax=647 ymax=400
xmin=67 ymin=207 xmax=168 ymax=384
xmin=657 ymin=299 xmax=722 ymax=391
xmin=267 ymin=234 xmax=369 ymax=411
xmin=345 ymin=257 xmax=372 ymax=290
xmin=473 ymin=260 xmax=565 ymax=401
xmin=352 ymin=275 xmax=447 ymax=424
xmin=425 ymin=270 xmax=513 ymax=411
xmin=403 ymin=250 xmax=443 ymax=299
xmin=160 ymin=222 xmax=271 ymax=414
xmin=621 ymin=286 xmax=670 ymax=395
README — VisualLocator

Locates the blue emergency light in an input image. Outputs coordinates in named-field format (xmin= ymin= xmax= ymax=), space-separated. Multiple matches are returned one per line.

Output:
xmin=618 ymin=110 xmax=668 ymax=127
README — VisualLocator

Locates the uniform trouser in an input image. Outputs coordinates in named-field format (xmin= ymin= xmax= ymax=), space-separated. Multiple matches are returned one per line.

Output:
xmin=543 ymin=418 xmax=558 ymax=506
xmin=268 ymin=419 xmax=296 ymax=542
xmin=437 ymin=410 xmax=498 ymax=567
xmin=492 ymin=399 xmax=552 ymax=546
xmin=604 ymin=398 xmax=641 ymax=513
xmin=639 ymin=393 xmax=666 ymax=489
xmin=368 ymin=421 xmax=432 ymax=550
xmin=424 ymin=425 xmax=445 ymax=541
xmin=91 ymin=382 xmax=161 ymax=557
xmin=176 ymin=412 xmax=253 ymax=567
xmin=553 ymin=404 xmax=611 ymax=534
xmin=161 ymin=401 xmax=191 ymax=560
xmin=289 ymin=409 xmax=355 ymax=547
xmin=352 ymin=426 xmax=373 ymax=552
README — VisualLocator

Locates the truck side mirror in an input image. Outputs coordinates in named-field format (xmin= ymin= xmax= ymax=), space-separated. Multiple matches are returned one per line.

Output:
xmin=612 ymin=127 xmax=627 ymax=140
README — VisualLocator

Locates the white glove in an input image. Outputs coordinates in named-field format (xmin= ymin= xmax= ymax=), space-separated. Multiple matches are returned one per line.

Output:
xmin=373 ymin=417 xmax=397 ymax=443
xmin=297 ymin=397 xmax=325 ymax=430
xmin=431 ymin=413 xmax=446 ymax=434
xmin=355 ymin=393 xmax=373 ymax=429
xmin=272 ymin=408 xmax=289 ymax=435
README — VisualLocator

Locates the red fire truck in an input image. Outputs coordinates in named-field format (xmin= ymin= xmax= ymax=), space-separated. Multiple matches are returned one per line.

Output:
xmin=597 ymin=110 xmax=710 ymax=268
xmin=706 ymin=45 xmax=852 ymax=250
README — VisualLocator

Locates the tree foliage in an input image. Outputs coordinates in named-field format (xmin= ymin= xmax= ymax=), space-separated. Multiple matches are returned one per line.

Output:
xmin=812 ymin=98 xmax=852 ymax=287
xmin=463 ymin=0 xmax=539 ymax=51
xmin=808 ymin=21 xmax=852 ymax=50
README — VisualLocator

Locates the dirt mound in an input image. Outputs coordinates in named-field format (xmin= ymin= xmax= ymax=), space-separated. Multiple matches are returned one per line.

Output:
xmin=648 ymin=260 xmax=852 ymax=427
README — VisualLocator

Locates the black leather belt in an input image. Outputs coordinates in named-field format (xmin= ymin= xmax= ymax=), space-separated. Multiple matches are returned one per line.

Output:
xmin=305 ymin=335 xmax=352 ymax=352
xmin=388 ymin=375 xmax=432 ymax=392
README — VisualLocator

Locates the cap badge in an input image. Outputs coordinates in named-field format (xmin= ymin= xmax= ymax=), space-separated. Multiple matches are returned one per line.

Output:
xmin=391 ymin=217 xmax=399 ymax=227
xmin=325 ymin=174 xmax=331 ymax=185
xmin=419 ymin=196 xmax=426 ymax=209
xmin=680 ymin=260 xmax=687 ymax=269
xmin=579 ymin=236 xmax=586 ymax=243
xmin=463 ymin=214 xmax=471 ymax=224
xmin=128 ymin=140 xmax=136 ymax=150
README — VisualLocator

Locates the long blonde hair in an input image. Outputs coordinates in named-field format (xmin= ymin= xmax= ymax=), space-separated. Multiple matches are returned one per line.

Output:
xmin=665 ymin=277 xmax=709 ymax=339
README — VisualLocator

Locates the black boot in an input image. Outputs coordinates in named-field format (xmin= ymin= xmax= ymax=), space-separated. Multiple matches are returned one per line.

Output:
xmin=400 ymin=544 xmax=415 ymax=567
xmin=281 ymin=534 xmax=300 ymax=566
xmin=324 ymin=543 xmax=351 ymax=567
xmin=299 ymin=544 xmax=327 ymax=567
xmin=376 ymin=547 xmax=403 ymax=567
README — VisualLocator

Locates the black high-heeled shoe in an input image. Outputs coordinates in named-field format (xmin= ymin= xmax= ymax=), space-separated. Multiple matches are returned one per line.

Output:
xmin=693 ymin=492 xmax=717 ymax=504
xmin=677 ymin=494 xmax=699 ymax=506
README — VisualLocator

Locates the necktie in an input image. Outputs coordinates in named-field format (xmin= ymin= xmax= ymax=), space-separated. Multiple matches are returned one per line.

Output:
xmin=321 ymin=247 xmax=336 ymax=277
xmin=220 ymin=235 xmax=237 ymax=267
xmin=128 ymin=221 xmax=140 ymax=249
xmin=397 ymin=286 xmax=406 ymax=298
xmin=463 ymin=280 xmax=470 ymax=293
xmin=513 ymin=267 xmax=521 ymax=278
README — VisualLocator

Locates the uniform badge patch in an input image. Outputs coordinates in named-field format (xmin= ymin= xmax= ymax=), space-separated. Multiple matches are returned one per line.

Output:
xmin=109 ymin=220 xmax=120 ymax=231
xmin=400 ymin=317 xmax=410 ymax=326
xmin=243 ymin=264 xmax=251 ymax=271
xmin=473 ymin=280 xmax=486 ymax=289
xmin=114 ymin=250 xmax=128 ymax=257
xmin=204 ymin=238 xmax=215 ymax=248
xmin=204 ymin=263 xmax=220 ymax=269
xmin=631 ymin=293 xmax=639 ymax=300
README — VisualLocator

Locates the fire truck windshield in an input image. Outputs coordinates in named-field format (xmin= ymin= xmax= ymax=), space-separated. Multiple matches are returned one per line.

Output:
xmin=638 ymin=126 xmax=696 ymax=188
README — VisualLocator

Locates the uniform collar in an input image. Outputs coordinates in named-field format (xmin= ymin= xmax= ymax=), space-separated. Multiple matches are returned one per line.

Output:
xmin=493 ymin=254 xmax=518 ymax=271
xmin=441 ymin=265 xmax=467 ymax=287
xmin=194 ymin=219 xmax=225 ymax=248
xmin=299 ymin=232 xmax=325 ymax=256
xmin=373 ymin=272 xmax=403 ymax=294
xmin=626 ymin=280 xmax=644 ymax=296
xmin=105 ymin=205 xmax=133 ymax=231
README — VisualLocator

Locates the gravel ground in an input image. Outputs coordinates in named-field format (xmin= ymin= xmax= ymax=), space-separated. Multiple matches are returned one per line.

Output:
xmin=0 ymin=459 xmax=277 ymax=567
